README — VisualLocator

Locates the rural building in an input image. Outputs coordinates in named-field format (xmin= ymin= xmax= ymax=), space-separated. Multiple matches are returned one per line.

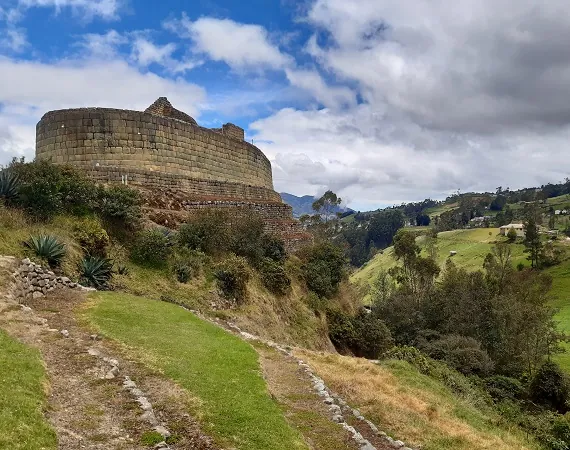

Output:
xmin=499 ymin=223 xmax=525 ymax=237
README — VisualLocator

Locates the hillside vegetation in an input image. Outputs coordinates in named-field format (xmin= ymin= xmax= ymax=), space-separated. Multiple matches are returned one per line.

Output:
xmin=86 ymin=292 xmax=308 ymax=450
xmin=351 ymin=228 xmax=528 ymax=300
xmin=296 ymin=350 xmax=539 ymax=450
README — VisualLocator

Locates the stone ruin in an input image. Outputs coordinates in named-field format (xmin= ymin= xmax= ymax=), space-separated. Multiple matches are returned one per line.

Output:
xmin=35 ymin=97 xmax=311 ymax=250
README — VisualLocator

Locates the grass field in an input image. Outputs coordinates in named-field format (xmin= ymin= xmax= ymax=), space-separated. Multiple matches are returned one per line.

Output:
xmin=351 ymin=228 xmax=528 ymax=300
xmin=296 ymin=350 xmax=538 ymax=450
xmin=0 ymin=329 xmax=57 ymax=450
xmin=85 ymin=292 xmax=308 ymax=450
xmin=545 ymin=261 xmax=570 ymax=371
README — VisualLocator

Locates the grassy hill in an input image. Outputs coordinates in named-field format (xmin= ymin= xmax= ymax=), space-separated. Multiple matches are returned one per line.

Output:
xmin=351 ymin=227 xmax=570 ymax=375
xmin=351 ymin=228 xmax=528 ymax=300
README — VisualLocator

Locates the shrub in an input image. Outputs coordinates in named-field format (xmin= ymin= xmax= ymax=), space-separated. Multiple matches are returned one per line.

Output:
xmin=73 ymin=217 xmax=109 ymax=257
xmin=384 ymin=345 xmax=435 ymax=374
xmin=258 ymin=258 xmax=291 ymax=295
xmin=173 ymin=262 xmax=191 ymax=283
xmin=170 ymin=248 xmax=207 ymax=283
xmin=421 ymin=334 xmax=494 ymax=376
xmin=79 ymin=256 xmax=113 ymax=289
xmin=10 ymin=160 xmax=97 ymax=219
xmin=530 ymin=361 xmax=570 ymax=413
xmin=131 ymin=229 xmax=171 ymax=267
xmin=352 ymin=311 xmax=394 ymax=359
xmin=23 ymin=234 xmax=66 ymax=268
xmin=230 ymin=215 xmax=266 ymax=264
xmin=262 ymin=235 xmax=287 ymax=263
xmin=326 ymin=308 xmax=356 ymax=353
xmin=485 ymin=375 xmax=525 ymax=402
xmin=213 ymin=255 xmax=251 ymax=304
xmin=0 ymin=168 xmax=20 ymax=203
xmin=507 ymin=227 xmax=518 ymax=242
xmin=300 ymin=242 xmax=346 ymax=298
xmin=98 ymin=185 xmax=142 ymax=228
xmin=177 ymin=210 xmax=231 ymax=254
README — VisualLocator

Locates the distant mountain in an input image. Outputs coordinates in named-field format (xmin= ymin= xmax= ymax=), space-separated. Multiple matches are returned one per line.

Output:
xmin=280 ymin=192 xmax=353 ymax=218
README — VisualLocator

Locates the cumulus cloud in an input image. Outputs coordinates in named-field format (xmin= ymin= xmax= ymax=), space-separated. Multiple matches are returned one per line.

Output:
xmin=0 ymin=56 xmax=206 ymax=165
xmin=307 ymin=0 xmax=570 ymax=135
xmin=165 ymin=15 xmax=292 ymax=71
xmin=130 ymin=37 xmax=202 ymax=73
xmin=284 ymin=69 xmax=356 ymax=109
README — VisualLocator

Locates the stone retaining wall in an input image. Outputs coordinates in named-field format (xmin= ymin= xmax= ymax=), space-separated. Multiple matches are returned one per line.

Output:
xmin=36 ymin=107 xmax=273 ymax=192
xmin=88 ymin=166 xmax=281 ymax=202
xmin=12 ymin=258 xmax=93 ymax=301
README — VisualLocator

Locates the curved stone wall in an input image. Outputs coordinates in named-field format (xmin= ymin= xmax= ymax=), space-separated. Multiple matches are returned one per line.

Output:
xmin=36 ymin=107 xmax=275 ymax=199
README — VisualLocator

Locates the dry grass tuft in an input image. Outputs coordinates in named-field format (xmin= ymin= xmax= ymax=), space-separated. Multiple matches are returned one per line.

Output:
xmin=295 ymin=350 xmax=539 ymax=450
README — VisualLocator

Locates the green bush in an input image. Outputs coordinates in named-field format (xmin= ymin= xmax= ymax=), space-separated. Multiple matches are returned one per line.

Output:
xmin=213 ymin=255 xmax=251 ymax=304
xmin=484 ymin=375 xmax=525 ymax=402
xmin=300 ymin=242 xmax=346 ymax=298
xmin=507 ymin=227 xmax=518 ymax=242
xmin=23 ymin=235 xmax=66 ymax=268
xmin=326 ymin=308 xmax=356 ymax=353
xmin=262 ymin=234 xmax=287 ymax=263
xmin=98 ymin=185 xmax=142 ymax=228
xmin=10 ymin=160 xmax=96 ymax=219
xmin=177 ymin=210 xmax=231 ymax=254
xmin=131 ymin=229 xmax=171 ymax=267
xmin=352 ymin=311 xmax=394 ymax=359
xmin=230 ymin=216 xmax=266 ymax=264
xmin=0 ymin=168 xmax=20 ymax=203
xmin=73 ymin=217 xmax=110 ymax=257
xmin=530 ymin=361 xmax=570 ymax=413
xmin=383 ymin=345 xmax=435 ymax=374
xmin=421 ymin=334 xmax=494 ymax=376
xmin=173 ymin=262 xmax=191 ymax=283
xmin=258 ymin=258 xmax=291 ymax=295
xmin=79 ymin=256 xmax=113 ymax=289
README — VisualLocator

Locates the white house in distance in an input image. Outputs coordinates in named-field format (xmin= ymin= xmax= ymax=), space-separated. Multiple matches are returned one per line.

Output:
xmin=499 ymin=223 xmax=525 ymax=237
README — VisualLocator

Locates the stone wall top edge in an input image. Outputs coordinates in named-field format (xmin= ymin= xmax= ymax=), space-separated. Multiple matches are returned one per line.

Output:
xmin=38 ymin=107 xmax=270 ymax=164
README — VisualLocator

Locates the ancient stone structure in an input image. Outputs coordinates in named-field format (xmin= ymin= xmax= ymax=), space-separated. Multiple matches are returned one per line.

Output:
xmin=35 ymin=97 xmax=310 ymax=249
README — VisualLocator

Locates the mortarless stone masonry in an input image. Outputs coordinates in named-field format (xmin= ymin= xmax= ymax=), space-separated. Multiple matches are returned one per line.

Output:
xmin=35 ymin=97 xmax=311 ymax=249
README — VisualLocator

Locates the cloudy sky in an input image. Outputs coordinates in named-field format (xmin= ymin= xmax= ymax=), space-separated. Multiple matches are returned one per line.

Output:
xmin=1 ymin=0 xmax=569 ymax=210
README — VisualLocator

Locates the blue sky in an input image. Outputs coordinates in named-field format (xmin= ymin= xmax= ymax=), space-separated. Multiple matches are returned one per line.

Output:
xmin=2 ymin=0 xmax=570 ymax=210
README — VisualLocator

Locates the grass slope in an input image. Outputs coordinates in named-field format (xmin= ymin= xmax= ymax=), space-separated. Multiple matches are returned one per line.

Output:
xmin=351 ymin=228 xmax=527 ymax=300
xmin=545 ymin=261 xmax=570 ymax=371
xmin=85 ymin=292 xmax=308 ymax=450
xmin=296 ymin=350 xmax=538 ymax=450
xmin=0 ymin=329 xmax=57 ymax=450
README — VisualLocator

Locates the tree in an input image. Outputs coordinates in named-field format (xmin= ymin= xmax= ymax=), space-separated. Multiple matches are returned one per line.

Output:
xmin=507 ymin=227 xmax=518 ymax=243
xmin=368 ymin=209 xmax=405 ymax=249
xmin=416 ymin=214 xmax=431 ymax=226
xmin=524 ymin=213 xmax=542 ymax=268
xmin=312 ymin=190 xmax=342 ymax=223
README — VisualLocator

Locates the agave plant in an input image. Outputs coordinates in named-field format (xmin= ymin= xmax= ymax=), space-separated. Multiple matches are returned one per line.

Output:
xmin=23 ymin=235 xmax=66 ymax=268
xmin=0 ymin=169 xmax=20 ymax=202
xmin=79 ymin=256 xmax=114 ymax=289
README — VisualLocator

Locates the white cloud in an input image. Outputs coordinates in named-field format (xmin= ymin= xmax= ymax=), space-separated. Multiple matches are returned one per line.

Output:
xmin=18 ymin=0 xmax=123 ymax=21
xmin=130 ymin=37 xmax=202 ymax=73
xmin=77 ymin=30 xmax=127 ymax=58
xmin=165 ymin=15 xmax=292 ymax=70
xmin=0 ymin=56 xmax=206 ymax=165
xmin=285 ymin=68 xmax=356 ymax=109
xmin=0 ymin=27 xmax=27 ymax=52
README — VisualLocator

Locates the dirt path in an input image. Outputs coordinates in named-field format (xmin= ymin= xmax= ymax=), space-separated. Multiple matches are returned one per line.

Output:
xmin=255 ymin=343 xmax=358 ymax=450
xmin=0 ymin=256 xmax=217 ymax=450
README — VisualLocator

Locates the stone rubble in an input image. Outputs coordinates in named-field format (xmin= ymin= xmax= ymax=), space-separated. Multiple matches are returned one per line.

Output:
xmin=11 ymin=258 xmax=95 ymax=301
